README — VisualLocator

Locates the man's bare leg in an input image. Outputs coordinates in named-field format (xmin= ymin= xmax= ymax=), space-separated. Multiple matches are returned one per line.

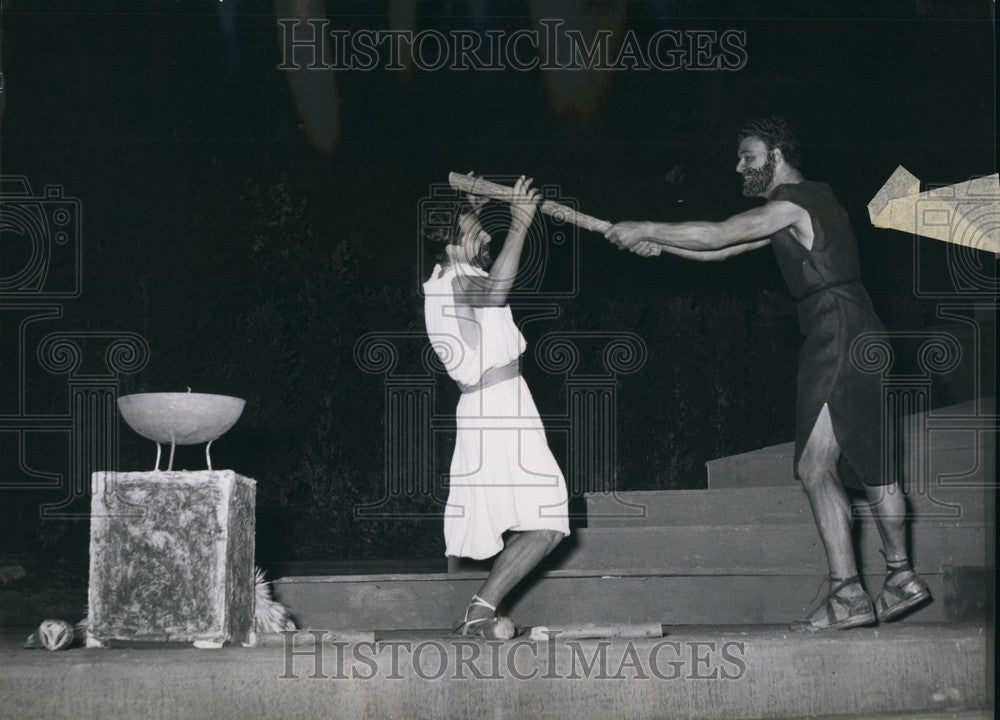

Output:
xmin=864 ymin=483 xmax=908 ymax=562
xmin=797 ymin=404 xmax=859 ymax=581
xmin=792 ymin=404 xmax=874 ymax=630
xmin=461 ymin=529 xmax=564 ymax=626
xmin=864 ymin=482 xmax=931 ymax=619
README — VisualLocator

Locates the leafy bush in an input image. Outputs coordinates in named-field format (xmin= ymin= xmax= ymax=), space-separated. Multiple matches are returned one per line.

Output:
xmin=0 ymin=176 xmax=947 ymax=567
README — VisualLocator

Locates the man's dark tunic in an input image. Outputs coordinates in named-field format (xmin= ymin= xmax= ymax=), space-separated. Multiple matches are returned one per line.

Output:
xmin=769 ymin=180 xmax=888 ymax=488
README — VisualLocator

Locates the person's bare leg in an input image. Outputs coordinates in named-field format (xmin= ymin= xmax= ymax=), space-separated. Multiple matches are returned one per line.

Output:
xmin=864 ymin=482 xmax=908 ymax=563
xmin=797 ymin=404 xmax=859 ymax=583
xmin=461 ymin=529 xmax=564 ymax=625
xmin=864 ymin=482 xmax=930 ymax=618
xmin=792 ymin=404 xmax=874 ymax=630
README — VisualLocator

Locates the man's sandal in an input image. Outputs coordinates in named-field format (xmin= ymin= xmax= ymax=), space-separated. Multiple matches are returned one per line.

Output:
xmin=452 ymin=595 xmax=518 ymax=640
xmin=789 ymin=575 xmax=877 ymax=633
xmin=874 ymin=558 xmax=931 ymax=622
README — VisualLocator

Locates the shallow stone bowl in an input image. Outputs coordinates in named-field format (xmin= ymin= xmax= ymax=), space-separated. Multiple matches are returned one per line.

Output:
xmin=117 ymin=392 xmax=246 ymax=445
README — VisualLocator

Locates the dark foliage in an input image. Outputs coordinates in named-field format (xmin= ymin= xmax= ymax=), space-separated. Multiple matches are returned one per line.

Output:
xmin=0 ymin=171 xmax=946 ymax=572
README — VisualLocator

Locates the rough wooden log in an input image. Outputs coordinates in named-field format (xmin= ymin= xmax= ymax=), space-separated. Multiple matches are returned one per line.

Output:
xmin=448 ymin=172 xmax=611 ymax=234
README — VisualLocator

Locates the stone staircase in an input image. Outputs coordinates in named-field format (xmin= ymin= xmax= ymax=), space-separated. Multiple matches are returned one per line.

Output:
xmin=272 ymin=490 xmax=991 ymax=630
xmin=272 ymin=399 xmax=994 ymax=630
xmin=263 ymin=399 xmax=994 ymax=717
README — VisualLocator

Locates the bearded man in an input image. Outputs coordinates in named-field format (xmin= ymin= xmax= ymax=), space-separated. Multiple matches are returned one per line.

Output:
xmin=605 ymin=117 xmax=930 ymax=632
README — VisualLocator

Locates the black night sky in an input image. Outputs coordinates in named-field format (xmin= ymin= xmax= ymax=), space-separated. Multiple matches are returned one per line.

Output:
xmin=4 ymin=1 xmax=994 ymax=282
xmin=0 ymin=0 xmax=995 ymax=563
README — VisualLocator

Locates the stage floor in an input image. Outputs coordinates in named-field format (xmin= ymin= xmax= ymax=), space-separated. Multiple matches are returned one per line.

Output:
xmin=1 ymin=623 xmax=991 ymax=720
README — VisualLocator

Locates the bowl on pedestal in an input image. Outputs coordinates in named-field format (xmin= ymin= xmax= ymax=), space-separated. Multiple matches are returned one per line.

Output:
xmin=117 ymin=391 xmax=246 ymax=470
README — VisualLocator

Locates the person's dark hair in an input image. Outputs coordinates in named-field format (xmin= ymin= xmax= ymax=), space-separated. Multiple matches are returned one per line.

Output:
xmin=422 ymin=201 xmax=476 ymax=265
xmin=739 ymin=116 xmax=801 ymax=169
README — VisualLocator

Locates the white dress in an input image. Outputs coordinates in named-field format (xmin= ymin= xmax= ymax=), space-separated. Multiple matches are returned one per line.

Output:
xmin=423 ymin=261 xmax=571 ymax=560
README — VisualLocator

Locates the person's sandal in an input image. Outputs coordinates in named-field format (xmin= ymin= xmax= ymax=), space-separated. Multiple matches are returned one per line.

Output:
xmin=874 ymin=557 xmax=931 ymax=622
xmin=789 ymin=575 xmax=877 ymax=633
xmin=451 ymin=595 xmax=518 ymax=639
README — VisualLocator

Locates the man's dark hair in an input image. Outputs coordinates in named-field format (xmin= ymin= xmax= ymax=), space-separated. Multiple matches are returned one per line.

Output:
xmin=739 ymin=116 xmax=801 ymax=169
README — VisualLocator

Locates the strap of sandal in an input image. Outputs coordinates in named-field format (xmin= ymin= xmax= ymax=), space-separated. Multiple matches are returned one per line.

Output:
xmin=804 ymin=574 xmax=861 ymax=607
xmin=454 ymin=595 xmax=499 ymax=635
xmin=823 ymin=575 xmax=865 ymax=626
xmin=828 ymin=575 xmax=862 ymax=596
xmin=879 ymin=549 xmax=913 ymax=580
xmin=459 ymin=595 xmax=496 ymax=626
xmin=470 ymin=595 xmax=497 ymax=612
xmin=880 ymin=569 xmax=925 ymax=604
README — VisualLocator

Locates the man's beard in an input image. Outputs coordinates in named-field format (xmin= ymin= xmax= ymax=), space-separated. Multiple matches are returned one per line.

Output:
xmin=741 ymin=153 xmax=776 ymax=197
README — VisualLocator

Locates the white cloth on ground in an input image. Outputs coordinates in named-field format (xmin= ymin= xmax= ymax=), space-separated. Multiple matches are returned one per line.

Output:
xmin=423 ymin=262 xmax=570 ymax=559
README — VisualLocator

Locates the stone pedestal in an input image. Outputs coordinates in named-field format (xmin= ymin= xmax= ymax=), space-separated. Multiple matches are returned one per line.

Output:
xmin=87 ymin=470 xmax=255 ymax=645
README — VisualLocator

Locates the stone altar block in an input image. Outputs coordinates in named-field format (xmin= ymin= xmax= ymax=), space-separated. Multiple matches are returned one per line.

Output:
xmin=88 ymin=470 xmax=255 ymax=645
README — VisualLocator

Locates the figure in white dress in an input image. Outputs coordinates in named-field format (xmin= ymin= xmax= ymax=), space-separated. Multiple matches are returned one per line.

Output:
xmin=423 ymin=175 xmax=569 ymax=639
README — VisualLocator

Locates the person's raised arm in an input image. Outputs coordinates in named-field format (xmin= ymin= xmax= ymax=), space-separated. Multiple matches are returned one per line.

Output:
xmin=454 ymin=175 xmax=541 ymax=307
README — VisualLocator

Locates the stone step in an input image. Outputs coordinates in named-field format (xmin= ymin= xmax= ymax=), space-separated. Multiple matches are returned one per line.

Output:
xmin=584 ymin=484 xmax=992 ymax=528
xmin=271 ymin=566 xmax=990 ymax=631
xmin=706 ymin=441 xmax=797 ymax=488
xmin=705 ymin=398 xmax=994 ymax=489
xmin=452 ymin=523 xmax=987 ymax=576
xmin=1 ymin=624 xmax=989 ymax=720
xmin=706 ymin=435 xmax=993 ymax=489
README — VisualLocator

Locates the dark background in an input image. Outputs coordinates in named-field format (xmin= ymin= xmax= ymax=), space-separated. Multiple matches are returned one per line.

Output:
xmin=0 ymin=0 xmax=994 ymax=572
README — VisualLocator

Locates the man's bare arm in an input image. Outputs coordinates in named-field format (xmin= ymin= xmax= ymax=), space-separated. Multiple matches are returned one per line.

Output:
xmin=654 ymin=237 xmax=771 ymax=261
xmin=606 ymin=200 xmax=807 ymax=251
